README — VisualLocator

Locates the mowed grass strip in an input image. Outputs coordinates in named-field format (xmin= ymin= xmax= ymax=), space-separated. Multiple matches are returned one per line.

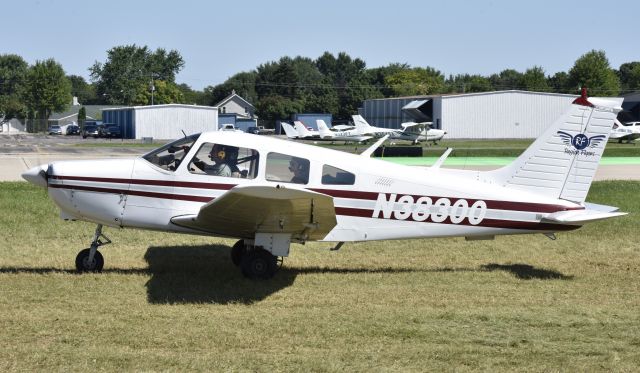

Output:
xmin=0 ymin=181 xmax=639 ymax=371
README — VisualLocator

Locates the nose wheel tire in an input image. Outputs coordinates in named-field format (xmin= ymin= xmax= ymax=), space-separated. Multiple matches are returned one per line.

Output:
xmin=75 ymin=248 xmax=104 ymax=272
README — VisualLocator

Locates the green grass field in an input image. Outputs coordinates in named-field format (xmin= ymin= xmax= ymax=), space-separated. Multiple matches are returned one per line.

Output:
xmin=1 ymin=181 xmax=638 ymax=371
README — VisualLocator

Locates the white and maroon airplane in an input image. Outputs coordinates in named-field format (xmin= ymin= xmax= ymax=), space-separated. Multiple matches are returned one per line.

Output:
xmin=22 ymin=90 xmax=625 ymax=279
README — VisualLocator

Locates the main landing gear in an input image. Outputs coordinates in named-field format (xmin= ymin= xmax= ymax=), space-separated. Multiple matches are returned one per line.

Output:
xmin=75 ymin=224 xmax=110 ymax=272
xmin=231 ymin=239 xmax=283 ymax=280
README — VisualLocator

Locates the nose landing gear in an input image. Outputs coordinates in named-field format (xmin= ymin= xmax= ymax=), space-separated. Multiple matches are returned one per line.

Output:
xmin=75 ymin=224 xmax=111 ymax=272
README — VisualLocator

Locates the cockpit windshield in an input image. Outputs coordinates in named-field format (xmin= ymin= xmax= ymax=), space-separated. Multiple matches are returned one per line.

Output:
xmin=142 ymin=134 xmax=200 ymax=171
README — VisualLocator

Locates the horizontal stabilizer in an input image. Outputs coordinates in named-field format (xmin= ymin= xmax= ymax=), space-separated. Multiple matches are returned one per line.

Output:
xmin=542 ymin=208 xmax=626 ymax=225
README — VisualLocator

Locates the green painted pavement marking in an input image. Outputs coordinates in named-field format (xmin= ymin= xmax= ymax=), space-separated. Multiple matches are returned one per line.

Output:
xmin=379 ymin=157 xmax=640 ymax=166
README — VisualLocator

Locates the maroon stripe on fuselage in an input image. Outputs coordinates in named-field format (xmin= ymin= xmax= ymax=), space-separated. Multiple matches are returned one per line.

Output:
xmin=311 ymin=188 xmax=582 ymax=213
xmin=48 ymin=184 xmax=214 ymax=203
xmin=334 ymin=206 xmax=577 ymax=231
xmin=50 ymin=175 xmax=235 ymax=191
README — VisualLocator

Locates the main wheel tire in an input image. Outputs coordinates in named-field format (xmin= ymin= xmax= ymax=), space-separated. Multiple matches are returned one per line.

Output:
xmin=231 ymin=240 xmax=247 ymax=267
xmin=240 ymin=249 xmax=277 ymax=280
xmin=75 ymin=248 xmax=104 ymax=273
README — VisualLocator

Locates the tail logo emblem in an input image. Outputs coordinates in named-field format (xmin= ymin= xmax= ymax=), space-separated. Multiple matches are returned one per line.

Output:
xmin=557 ymin=131 xmax=606 ymax=151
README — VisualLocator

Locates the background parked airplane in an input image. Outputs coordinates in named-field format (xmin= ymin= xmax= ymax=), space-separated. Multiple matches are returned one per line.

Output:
xmin=316 ymin=119 xmax=372 ymax=143
xmin=610 ymin=119 xmax=640 ymax=143
xmin=353 ymin=115 xmax=446 ymax=144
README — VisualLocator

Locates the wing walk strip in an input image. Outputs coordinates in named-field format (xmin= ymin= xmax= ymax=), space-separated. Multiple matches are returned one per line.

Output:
xmin=48 ymin=175 xmax=581 ymax=231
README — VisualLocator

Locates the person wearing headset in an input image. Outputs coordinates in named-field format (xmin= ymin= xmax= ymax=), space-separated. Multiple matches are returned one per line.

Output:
xmin=289 ymin=157 xmax=309 ymax=184
xmin=204 ymin=144 xmax=233 ymax=177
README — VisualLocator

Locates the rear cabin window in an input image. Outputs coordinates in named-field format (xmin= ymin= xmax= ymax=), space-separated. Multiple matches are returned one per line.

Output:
xmin=266 ymin=153 xmax=310 ymax=184
xmin=187 ymin=142 xmax=259 ymax=179
xmin=322 ymin=165 xmax=355 ymax=185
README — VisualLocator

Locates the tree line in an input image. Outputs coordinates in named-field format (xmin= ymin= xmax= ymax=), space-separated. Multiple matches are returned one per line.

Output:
xmin=1 ymin=46 xmax=639 ymax=129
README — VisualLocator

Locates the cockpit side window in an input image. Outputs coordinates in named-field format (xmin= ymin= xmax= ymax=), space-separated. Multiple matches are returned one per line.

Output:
xmin=321 ymin=164 xmax=355 ymax=185
xmin=142 ymin=134 xmax=199 ymax=171
xmin=188 ymin=143 xmax=259 ymax=179
xmin=266 ymin=152 xmax=309 ymax=184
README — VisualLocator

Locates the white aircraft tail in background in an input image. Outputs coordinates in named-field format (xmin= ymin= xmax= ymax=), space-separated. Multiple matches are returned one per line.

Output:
xmin=353 ymin=115 xmax=397 ymax=137
xmin=316 ymin=119 xmax=372 ymax=143
xmin=280 ymin=122 xmax=299 ymax=139
xmin=293 ymin=121 xmax=320 ymax=139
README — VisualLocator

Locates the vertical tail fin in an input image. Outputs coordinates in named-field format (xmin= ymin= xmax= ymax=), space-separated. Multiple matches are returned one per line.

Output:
xmin=352 ymin=115 xmax=373 ymax=135
xmin=486 ymin=92 xmax=622 ymax=203
xmin=294 ymin=121 xmax=314 ymax=138
xmin=281 ymin=122 xmax=299 ymax=138
xmin=316 ymin=120 xmax=333 ymax=138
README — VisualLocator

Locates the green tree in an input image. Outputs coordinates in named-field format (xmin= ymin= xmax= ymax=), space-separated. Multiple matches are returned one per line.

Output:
xmin=445 ymin=74 xmax=493 ymax=93
xmin=68 ymin=75 xmax=97 ymax=104
xmin=368 ymin=63 xmax=411 ymax=97
xmin=90 ymin=45 xmax=185 ymax=105
xmin=618 ymin=62 xmax=640 ymax=92
xmin=315 ymin=52 xmax=381 ymax=119
xmin=133 ymin=80 xmax=184 ymax=105
xmin=77 ymin=106 xmax=86 ymax=129
xmin=489 ymin=69 xmax=523 ymax=90
xmin=177 ymin=83 xmax=207 ymax=105
xmin=567 ymin=50 xmax=620 ymax=96
xmin=520 ymin=66 xmax=550 ymax=92
xmin=21 ymin=59 xmax=71 ymax=132
xmin=384 ymin=67 xmax=445 ymax=96
xmin=256 ymin=95 xmax=303 ymax=123
xmin=204 ymin=71 xmax=258 ymax=107
xmin=0 ymin=54 xmax=29 ymax=123
xmin=548 ymin=71 xmax=571 ymax=93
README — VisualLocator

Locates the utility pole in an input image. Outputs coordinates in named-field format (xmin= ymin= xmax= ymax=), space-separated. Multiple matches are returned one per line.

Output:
xmin=150 ymin=74 xmax=155 ymax=105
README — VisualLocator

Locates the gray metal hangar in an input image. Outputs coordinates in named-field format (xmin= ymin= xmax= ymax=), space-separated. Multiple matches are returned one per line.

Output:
xmin=359 ymin=90 xmax=580 ymax=139
xmin=102 ymin=104 xmax=218 ymax=140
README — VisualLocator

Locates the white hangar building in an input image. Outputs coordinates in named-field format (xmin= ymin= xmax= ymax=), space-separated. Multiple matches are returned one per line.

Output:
xmin=359 ymin=90 xmax=580 ymax=139
xmin=102 ymin=104 xmax=218 ymax=140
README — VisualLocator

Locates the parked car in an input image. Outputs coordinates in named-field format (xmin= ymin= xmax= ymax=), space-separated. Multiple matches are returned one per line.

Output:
xmin=82 ymin=124 xmax=101 ymax=138
xmin=66 ymin=124 xmax=80 ymax=135
xmin=103 ymin=124 xmax=122 ymax=138
xmin=247 ymin=126 xmax=275 ymax=135
xmin=48 ymin=125 xmax=62 ymax=135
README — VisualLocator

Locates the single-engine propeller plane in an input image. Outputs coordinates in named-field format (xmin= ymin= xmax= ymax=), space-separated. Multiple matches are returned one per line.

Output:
xmin=23 ymin=90 xmax=626 ymax=279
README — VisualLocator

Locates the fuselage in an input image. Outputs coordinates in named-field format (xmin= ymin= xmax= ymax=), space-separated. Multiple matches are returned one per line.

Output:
xmin=39 ymin=131 xmax=582 ymax=242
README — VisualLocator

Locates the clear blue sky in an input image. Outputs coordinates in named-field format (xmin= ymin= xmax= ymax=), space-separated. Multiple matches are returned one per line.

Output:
xmin=3 ymin=0 xmax=638 ymax=90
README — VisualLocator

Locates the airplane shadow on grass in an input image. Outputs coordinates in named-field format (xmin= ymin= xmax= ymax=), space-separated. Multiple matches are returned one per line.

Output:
xmin=480 ymin=263 xmax=574 ymax=280
xmin=144 ymin=244 xmax=297 ymax=305
xmin=0 ymin=245 xmax=573 ymax=304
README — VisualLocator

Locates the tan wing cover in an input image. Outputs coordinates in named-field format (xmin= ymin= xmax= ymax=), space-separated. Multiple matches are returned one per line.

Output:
xmin=171 ymin=185 xmax=337 ymax=240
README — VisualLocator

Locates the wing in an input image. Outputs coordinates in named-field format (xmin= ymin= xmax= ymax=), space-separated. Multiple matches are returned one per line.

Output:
xmin=171 ymin=185 xmax=337 ymax=241
xmin=556 ymin=131 xmax=573 ymax=145
xmin=588 ymin=135 xmax=607 ymax=148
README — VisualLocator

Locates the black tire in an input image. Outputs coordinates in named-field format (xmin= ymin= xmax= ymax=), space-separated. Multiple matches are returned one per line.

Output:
xmin=75 ymin=248 xmax=104 ymax=272
xmin=240 ymin=249 xmax=277 ymax=280
xmin=231 ymin=240 xmax=247 ymax=266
